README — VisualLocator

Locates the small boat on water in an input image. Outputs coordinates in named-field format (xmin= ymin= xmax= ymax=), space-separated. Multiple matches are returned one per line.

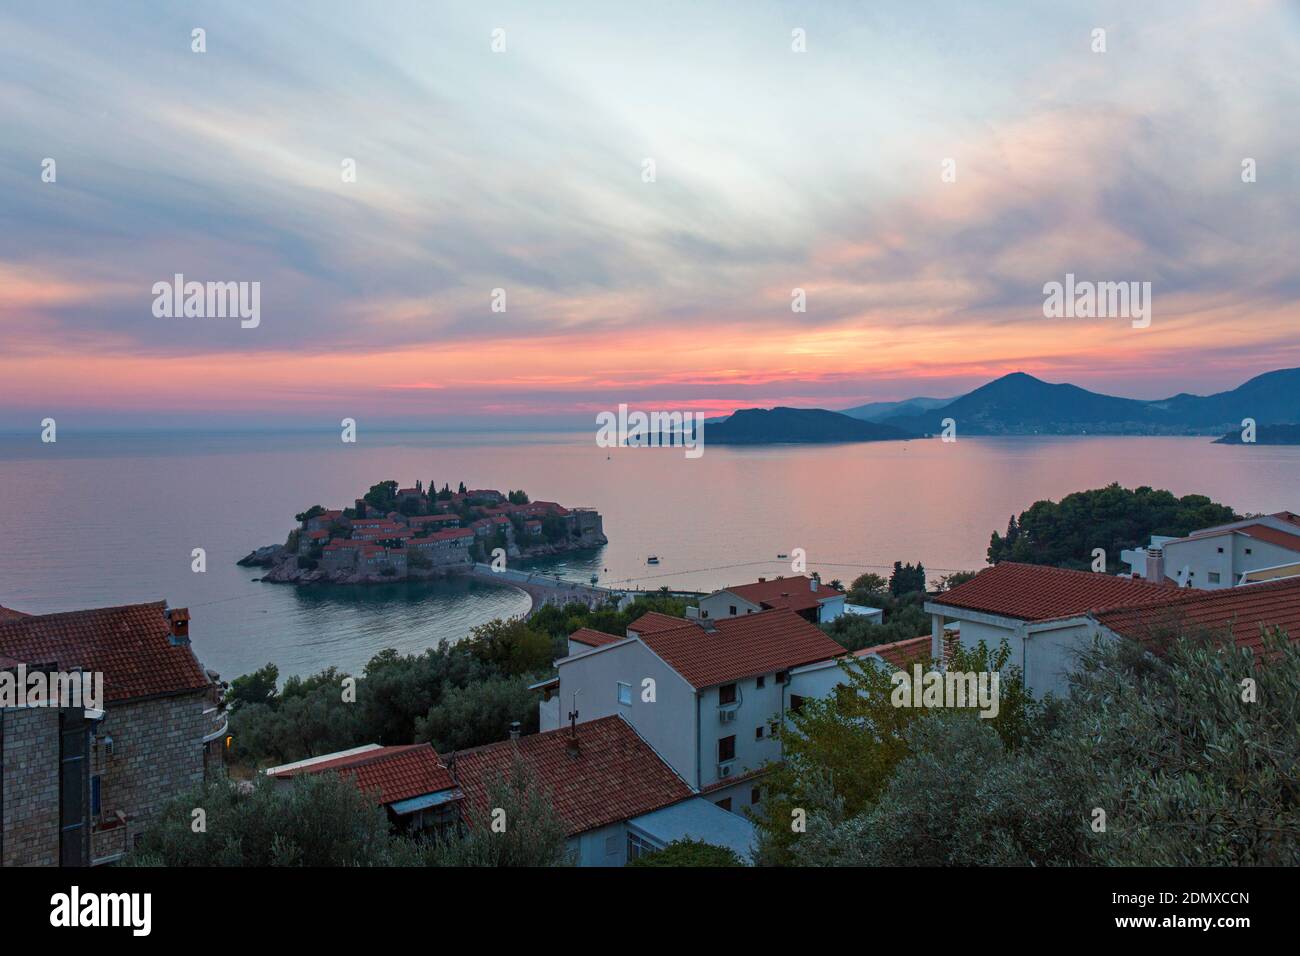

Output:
xmin=646 ymin=555 xmax=660 ymax=565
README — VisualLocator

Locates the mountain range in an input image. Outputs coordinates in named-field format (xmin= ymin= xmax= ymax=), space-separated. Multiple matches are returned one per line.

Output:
xmin=842 ymin=368 xmax=1300 ymax=436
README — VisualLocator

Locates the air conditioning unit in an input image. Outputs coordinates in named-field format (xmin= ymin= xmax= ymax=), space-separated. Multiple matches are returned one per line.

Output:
xmin=717 ymin=762 xmax=734 ymax=779
xmin=719 ymin=708 xmax=736 ymax=723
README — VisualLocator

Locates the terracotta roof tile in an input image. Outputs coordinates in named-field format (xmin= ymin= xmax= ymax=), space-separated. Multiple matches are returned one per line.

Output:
xmin=853 ymin=635 xmax=933 ymax=668
xmin=0 ymin=602 xmax=210 ymax=703
xmin=569 ymin=627 xmax=624 ymax=649
xmin=1235 ymin=523 xmax=1300 ymax=552
xmin=0 ymin=605 xmax=28 ymax=622
xmin=1270 ymin=511 xmax=1300 ymax=529
xmin=722 ymin=575 xmax=836 ymax=613
xmin=449 ymin=715 xmax=691 ymax=837
xmin=933 ymin=562 xmax=1185 ymax=622
xmin=1094 ymin=575 xmax=1300 ymax=658
xmin=629 ymin=608 xmax=844 ymax=688
xmin=269 ymin=744 xmax=457 ymax=806
xmin=628 ymin=610 xmax=695 ymax=634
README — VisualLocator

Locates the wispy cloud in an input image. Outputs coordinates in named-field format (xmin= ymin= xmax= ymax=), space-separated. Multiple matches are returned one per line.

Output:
xmin=1 ymin=0 xmax=1297 ymax=424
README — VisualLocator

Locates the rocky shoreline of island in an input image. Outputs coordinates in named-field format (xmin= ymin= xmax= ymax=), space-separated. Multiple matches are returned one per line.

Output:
xmin=238 ymin=480 xmax=606 ymax=585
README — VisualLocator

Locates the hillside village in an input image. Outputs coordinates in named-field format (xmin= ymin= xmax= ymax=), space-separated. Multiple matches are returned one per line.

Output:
xmin=3 ymin=505 xmax=1298 ymax=867
xmin=242 ymin=481 xmax=607 ymax=584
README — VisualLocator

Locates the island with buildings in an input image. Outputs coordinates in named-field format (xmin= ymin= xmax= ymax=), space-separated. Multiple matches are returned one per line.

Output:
xmin=239 ymin=480 xmax=606 ymax=584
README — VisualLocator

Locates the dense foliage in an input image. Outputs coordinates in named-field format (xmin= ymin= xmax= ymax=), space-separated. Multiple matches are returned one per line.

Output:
xmin=627 ymin=838 xmax=745 ymax=867
xmin=226 ymin=595 xmax=689 ymax=768
xmin=128 ymin=758 xmax=573 ymax=867
xmin=987 ymin=483 xmax=1237 ymax=571
xmin=752 ymin=639 xmax=1035 ymax=865
xmin=129 ymin=773 xmax=401 ymax=866
xmin=763 ymin=627 xmax=1299 ymax=866
xmin=820 ymin=569 xmax=933 ymax=652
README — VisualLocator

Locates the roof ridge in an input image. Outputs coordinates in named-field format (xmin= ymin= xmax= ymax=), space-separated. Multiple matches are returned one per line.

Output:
xmin=0 ymin=600 xmax=168 ymax=626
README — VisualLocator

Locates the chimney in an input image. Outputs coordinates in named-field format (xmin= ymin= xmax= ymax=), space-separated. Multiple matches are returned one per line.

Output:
xmin=165 ymin=607 xmax=191 ymax=646
xmin=509 ymin=721 xmax=520 ymax=741
xmin=757 ymin=577 xmax=765 ymax=583
xmin=810 ymin=574 xmax=819 ymax=592
xmin=566 ymin=693 xmax=581 ymax=757
xmin=1146 ymin=548 xmax=1165 ymax=584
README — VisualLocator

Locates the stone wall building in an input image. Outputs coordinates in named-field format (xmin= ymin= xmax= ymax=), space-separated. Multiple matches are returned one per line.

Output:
xmin=0 ymin=602 xmax=225 ymax=866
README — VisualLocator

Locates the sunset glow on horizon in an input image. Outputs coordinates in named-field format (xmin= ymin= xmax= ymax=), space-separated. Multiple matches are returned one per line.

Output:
xmin=2 ymin=1 xmax=1298 ymax=427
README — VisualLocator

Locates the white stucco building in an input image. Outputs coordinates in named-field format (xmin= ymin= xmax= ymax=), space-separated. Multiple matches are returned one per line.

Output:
xmin=924 ymin=562 xmax=1187 ymax=698
xmin=538 ymin=607 xmax=846 ymax=811
xmin=1121 ymin=511 xmax=1300 ymax=589
xmin=690 ymin=574 xmax=852 ymax=624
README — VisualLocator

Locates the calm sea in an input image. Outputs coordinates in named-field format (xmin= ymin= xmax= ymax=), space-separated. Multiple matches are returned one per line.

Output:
xmin=1 ymin=430 xmax=1296 ymax=681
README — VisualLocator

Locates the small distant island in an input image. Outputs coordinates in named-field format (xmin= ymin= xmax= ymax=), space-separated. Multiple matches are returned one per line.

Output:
xmin=707 ymin=407 xmax=916 ymax=444
xmin=1214 ymin=424 xmax=1300 ymax=445
xmin=239 ymin=480 xmax=606 ymax=585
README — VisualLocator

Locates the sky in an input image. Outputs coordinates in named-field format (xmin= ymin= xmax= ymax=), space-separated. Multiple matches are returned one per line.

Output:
xmin=1 ymin=0 xmax=1298 ymax=429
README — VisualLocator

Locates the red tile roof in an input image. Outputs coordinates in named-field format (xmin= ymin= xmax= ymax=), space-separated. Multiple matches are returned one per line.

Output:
xmin=722 ymin=575 xmax=837 ymax=613
xmin=627 ymin=610 xmax=693 ymax=634
xmin=268 ymin=744 xmax=456 ymax=805
xmin=0 ymin=602 xmax=210 ymax=703
xmin=853 ymin=635 xmax=933 ymax=668
xmin=449 ymin=715 xmax=691 ymax=837
xmin=1271 ymin=511 xmax=1300 ymax=529
xmin=933 ymin=562 xmax=1184 ymax=622
xmin=1094 ymin=575 xmax=1300 ymax=657
xmin=0 ymin=604 xmax=28 ymax=622
xmin=569 ymin=627 xmax=624 ymax=649
xmin=628 ymin=608 xmax=844 ymax=688
xmin=1236 ymin=523 xmax=1300 ymax=552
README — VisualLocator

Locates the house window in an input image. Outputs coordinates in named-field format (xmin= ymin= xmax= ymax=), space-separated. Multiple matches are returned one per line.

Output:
xmin=729 ymin=605 xmax=737 ymax=616
xmin=1217 ymin=547 xmax=1224 ymax=553
xmin=716 ymin=798 xmax=732 ymax=812
xmin=789 ymin=694 xmax=806 ymax=714
xmin=617 ymin=682 xmax=632 ymax=706
xmin=627 ymin=831 xmax=657 ymax=861
xmin=755 ymin=726 xmax=764 ymax=740
xmin=718 ymin=683 xmax=737 ymax=705
xmin=1245 ymin=548 xmax=1253 ymax=555
xmin=605 ymin=834 xmax=620 ymax=856
xmin=751 ymin=786 xmax=762 ymax=804
xmin=718 ymin=735 xmax=736 ymax=762
xmin=775 ymin=671 xmax=788 ymax=684
xmin=1208 ymin=572 xmax=1221 ymax=583
xmin=756 ymin=675 xmax=765 ymax=689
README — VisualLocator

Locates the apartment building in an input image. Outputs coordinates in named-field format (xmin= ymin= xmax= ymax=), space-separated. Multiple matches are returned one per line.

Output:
xmin=538 ymin=607 xmax=845 ymax=810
